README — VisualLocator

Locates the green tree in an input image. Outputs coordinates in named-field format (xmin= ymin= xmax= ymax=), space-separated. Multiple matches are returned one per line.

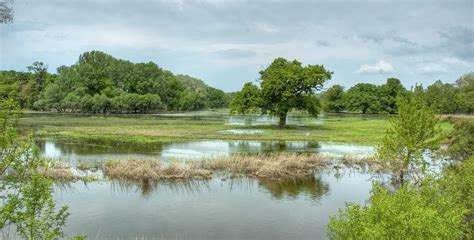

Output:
xmin=377 ymin=87 xmax=442 ymax=183
xmin=4 ymin=51 xmax=228 ymax=113
xmin=178 ymin=89 xmax=206 ymax=111
xmin=344 ymin=83 xmax=380 ymax=114
xmin=235 ymin=58 xmax=332 ymax=127
xmin=26 ymin=62 xmax=48 ymax=93
xmin=33 ymin=83 xmax=66 ymax=111
xmin=230 ymin=82 xmax=261 ymax=115
xmin=205 ymin=87 xmax=227 ymax=109
xmin=378 ymin=78 xmax=407 ymax=114
xmin=0 ymin=100 xmax=70 ymax=239
xmin=323 ymin=85 xmax=345 ymax=113
xmin=14 ymin=175 xmax=70 ymax=240
xmin=455 ymin=72 xmax=474 ymax=113
xmin=137 ymin=94 xmax=163 ymax=113
xmin=91 ymin=94 xmax=111 ymax=113
xmin=425 ymin=80 xmax=459 ymax=114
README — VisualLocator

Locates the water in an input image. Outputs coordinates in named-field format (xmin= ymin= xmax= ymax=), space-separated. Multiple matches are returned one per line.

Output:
xmin=23 ymin=113 xmax=381 ymax=239
xmin=38 ymin=140 xmax=374 ymax=165
xmin=54 ymin=168 xmax=376 ymax=239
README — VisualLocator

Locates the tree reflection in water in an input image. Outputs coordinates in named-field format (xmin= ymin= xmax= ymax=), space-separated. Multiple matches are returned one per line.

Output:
xmin=101 ymin=175 xmax=329 ymax=202
xmin=110 ymin=179 xmax=209 ymax=197
xmin=258 ymin=175 xmax=329 ymax=201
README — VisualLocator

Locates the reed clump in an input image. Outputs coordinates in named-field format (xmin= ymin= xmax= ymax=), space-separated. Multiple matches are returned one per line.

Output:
xmin=36 ymin=167 xmax=78 ymax=181
xmin=102 ymin=160 xmax=212 ymax=181
xmin=192 ymin=153 xmax=333 ymax=179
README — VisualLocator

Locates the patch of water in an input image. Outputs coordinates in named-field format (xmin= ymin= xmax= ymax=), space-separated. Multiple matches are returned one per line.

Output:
xmin=219 ymin=129 xmax=264 ymax=134
xmin=38 ymin=140 xmax=375 ymax=166
xmin=54 ymin=168 xmax=378 ymax=239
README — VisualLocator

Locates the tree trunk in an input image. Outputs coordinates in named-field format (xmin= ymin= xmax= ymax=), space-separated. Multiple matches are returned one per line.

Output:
xmin=399 ymin=169 xmax=404 ymax=185
xmin=279 ymin=113 xmax=287 ymax=128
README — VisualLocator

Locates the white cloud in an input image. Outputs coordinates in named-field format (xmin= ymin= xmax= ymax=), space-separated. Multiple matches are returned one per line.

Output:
xmin=416 ymin=57 xmax=473 ymax=74
xmin=254 ymin=22 xmax=279 ymax=33
xmin=417 ymin=63 xmax=448 ymax=74
xmin=356 ymin=60 xmax=395 ymax=74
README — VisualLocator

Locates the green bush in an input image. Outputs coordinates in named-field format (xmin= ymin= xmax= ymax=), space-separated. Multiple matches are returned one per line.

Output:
xmin=327 ymin=157 xmax=474 ymax=239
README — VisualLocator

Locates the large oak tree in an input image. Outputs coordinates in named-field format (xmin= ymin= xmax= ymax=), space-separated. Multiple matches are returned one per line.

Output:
xmin=232 ymin=58 xmax=332 ymax=127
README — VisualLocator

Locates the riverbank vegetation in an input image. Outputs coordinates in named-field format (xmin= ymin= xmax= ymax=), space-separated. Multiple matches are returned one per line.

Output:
xmin=321 ymin=73 xmax=473 ymax=114
xmin=327 ymin=92 xmax=474 ymax=239
xmin=0 ymin=100 xmax=72 ymax=239
xmin=0 ymin=51 xmax=229 ymax=113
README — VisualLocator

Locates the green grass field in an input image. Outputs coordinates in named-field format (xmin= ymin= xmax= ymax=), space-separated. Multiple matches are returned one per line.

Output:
xmin=20 ymin=111 xmax=453 ymax=145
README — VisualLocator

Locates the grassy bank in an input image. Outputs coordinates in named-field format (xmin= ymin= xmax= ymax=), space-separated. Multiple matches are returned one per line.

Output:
xmin=20 ymin=112 xmax=453 ymax=145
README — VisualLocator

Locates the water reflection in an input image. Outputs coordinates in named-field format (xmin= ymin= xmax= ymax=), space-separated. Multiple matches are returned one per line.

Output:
xmin=101 ymin=175 xmax=330 ymax=201
xmin=38 ymin=140 xmax=374 ymax=165
xmin=259 ymin=176 xmax=329 ymax=201
xmin=53 ymin=169 xmax=374 ymax=240
xmin=110 ymin=179 xmax=209 ymax=197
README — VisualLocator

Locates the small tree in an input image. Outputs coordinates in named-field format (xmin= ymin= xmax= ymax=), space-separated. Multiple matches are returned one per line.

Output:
xmin=377 ymin=87 xmax=442 ymax=183
xmin=0 ymin=100 xmax=70 ymax=239
xmin=229 ymin=82 xmax=261 ymax=115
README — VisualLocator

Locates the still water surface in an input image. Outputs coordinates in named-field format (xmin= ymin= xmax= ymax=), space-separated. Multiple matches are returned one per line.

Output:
xmin=25 ymin=113 xmax=381 ymax=239
xmin=39 ymin=140 xmax=374 ymax=165
xmin=55 ymin=168 xmax=376 ymax=239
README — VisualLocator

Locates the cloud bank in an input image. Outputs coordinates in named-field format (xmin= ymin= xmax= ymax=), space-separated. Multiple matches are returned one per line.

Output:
xmin=0 ymin=0 xmax=472 ymax=91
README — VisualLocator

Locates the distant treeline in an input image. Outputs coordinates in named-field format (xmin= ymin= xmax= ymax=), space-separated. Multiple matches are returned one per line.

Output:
xmin=321 ymin=74 xmax=474 ymax=114
xmin=0 ymin=51 xmax=230 ymax=113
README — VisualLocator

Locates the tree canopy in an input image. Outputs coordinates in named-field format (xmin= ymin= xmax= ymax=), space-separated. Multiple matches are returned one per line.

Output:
xmin=322 ymin=85 xmax=345 ymax=113
xmin=231 ymin=58 xmax=332 ymax=127
xmin=0 ymin=51 xmax=229 ymax=113
xmin=344 ymin=83 xmax=381 ymax=114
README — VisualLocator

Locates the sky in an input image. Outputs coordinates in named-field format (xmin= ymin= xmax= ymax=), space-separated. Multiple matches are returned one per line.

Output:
xmin=0 ymin=0 xmax=473 ymax=92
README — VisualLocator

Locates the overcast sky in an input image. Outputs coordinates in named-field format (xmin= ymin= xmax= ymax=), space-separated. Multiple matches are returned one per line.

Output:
xmin=1 ymin=0 xmax=473 ymax=92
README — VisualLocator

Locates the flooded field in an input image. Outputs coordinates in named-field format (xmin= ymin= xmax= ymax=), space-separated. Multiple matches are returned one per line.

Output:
xmin=22 ymin=113 xmax=384 ymax=239
xmin=55 ymin=168 xmax=378 ymax=239
xmin=39 ymin=140 xmax=374 ymax=165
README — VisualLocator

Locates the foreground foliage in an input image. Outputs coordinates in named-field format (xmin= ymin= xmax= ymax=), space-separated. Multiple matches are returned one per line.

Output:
xmin=0 ymin=100 xmax=70 ymax=239
xmin=328 ymin=174 xmax=473 ymax=239
xmin=329 ymin=96 xmax=473 ymax=239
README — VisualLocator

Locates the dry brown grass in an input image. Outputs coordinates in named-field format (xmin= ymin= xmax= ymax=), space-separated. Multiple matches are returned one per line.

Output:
xmin=191 ymin=153 xmax=334 ymax=179
xmin=102 ymin=160 xmax=212 ymax=181
xmin=34 ymin=153 xmax=383 ymax=182
xmin=36 ymin=167 xmax=78 ymax=181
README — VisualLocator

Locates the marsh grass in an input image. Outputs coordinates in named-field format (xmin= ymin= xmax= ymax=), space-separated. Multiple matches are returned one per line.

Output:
xmin=36 ymin=167 xmax=77 ymax=181
xmin=35 ymin=153 xmax=381 ymax=182
xmin=102 ymin=160 xmax=212 ymax=181
xmin=193 ymin=153 xmax=331 ymax=179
